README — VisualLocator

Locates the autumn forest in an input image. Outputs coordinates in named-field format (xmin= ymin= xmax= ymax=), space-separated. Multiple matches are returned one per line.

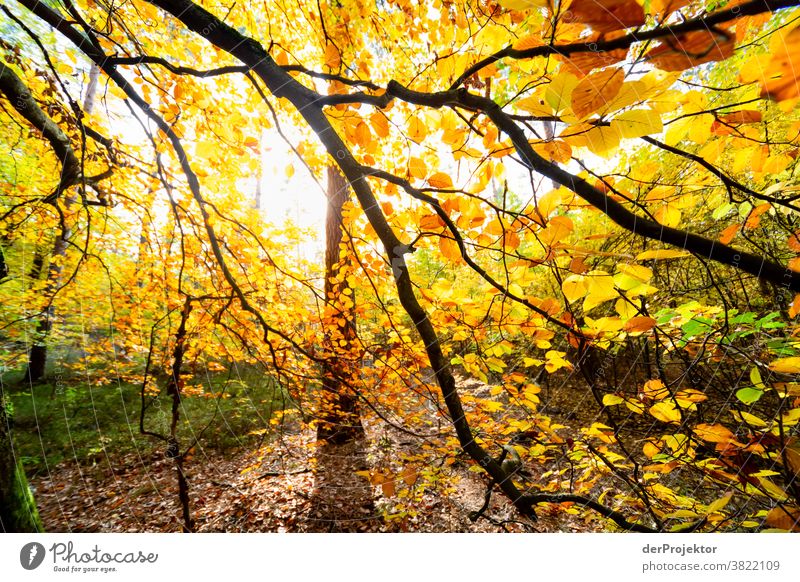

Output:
xmin=2 ymin=0 xmax=800 ymax=533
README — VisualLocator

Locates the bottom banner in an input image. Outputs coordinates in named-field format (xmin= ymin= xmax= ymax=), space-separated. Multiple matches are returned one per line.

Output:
xmin=1 ymin=533 xmax=798 ymax=581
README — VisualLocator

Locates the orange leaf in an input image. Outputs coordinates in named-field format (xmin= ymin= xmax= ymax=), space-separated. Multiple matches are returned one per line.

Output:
xmin=765 ymin=506 xmax=800 ymax=531
xmin=439 ymin=236 xmax=461 ymax=261
xmin=788 ymin=231 xmax=800 ymax=252
xmin=695 ymin=423 xmax=735 ymax=444
xmin=408 ymin=116 xmax=428 ymax=143
xmin=513 ymin=33 xmax=543 ymax=51
xmin=570 ymin=67 xmax=624 ymax=119
xmin=419 ymin=213 xmax=445 ymax=230
xmin=533 ymin=140 xmax=572 ymax=163
xmin=623 ymin=316 xmax=657 ymax=333
xmin=648 ymin=0 xmax=692 ymax=16
xmin=370 ymin=112 xmax=390 ymax=138
xmin=761 ymin=25 xmax=800 ymax=102
xmin=719 ymin=224 xmax=739 ymax=245
xmin=324 ymin=42 xmax=341 ymax=70
xmin=646 ymin=29 xmax=735 ymax=72
xmin=789 ymin=294 xmax=800 ymax=318
xmin=744 ymin=202 xmax=771 ymax=230
xmin=428 ymin=172 xmax=454 ymax=188
xmin=567 ymin=0 xmax=645 ymax=33
xmin=717 ymin=110 xmax=763 ymax=125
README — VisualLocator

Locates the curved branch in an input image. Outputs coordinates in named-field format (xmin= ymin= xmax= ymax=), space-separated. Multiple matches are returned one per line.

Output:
xmin=383 ymin=82 xmax=800 ymax=292
xmin=0 ymin=62 xmax=80 ymax=196
xmin=450 ymin=0 xmax=799 ymax=89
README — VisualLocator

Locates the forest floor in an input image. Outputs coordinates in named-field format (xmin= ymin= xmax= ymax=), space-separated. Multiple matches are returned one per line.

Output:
xmin=29 ymin=375 xmax=611 ymax=533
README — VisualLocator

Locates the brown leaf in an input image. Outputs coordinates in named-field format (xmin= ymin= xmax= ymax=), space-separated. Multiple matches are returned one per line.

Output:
xmin=567 ymin=0 xmax=645 ymax=33
xmin=559 ymin=31 xmax=628 ymax=75
xmin=646 ymin=29 xmax=735 ymax=72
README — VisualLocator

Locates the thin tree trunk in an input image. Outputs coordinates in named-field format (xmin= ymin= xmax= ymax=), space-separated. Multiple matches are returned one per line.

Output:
xmin=316 ymin=166 xmax=363 ymax=444
xmin=165 ymin=299 xmax=194 ymax=532
xmin=24 ymin=64 xmax=99 ymax=383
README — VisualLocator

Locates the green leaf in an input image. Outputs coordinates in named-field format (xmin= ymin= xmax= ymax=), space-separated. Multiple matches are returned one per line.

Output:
xmin=735 ymin=387 xmax=763 ymax=405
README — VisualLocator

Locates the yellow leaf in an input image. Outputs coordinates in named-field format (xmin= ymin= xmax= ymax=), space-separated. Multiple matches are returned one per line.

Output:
xmin=617 ymin=263 xmax=652 ymax=282
xmin=643 ymin=440 xmax=660 ymax=458
xmin=769 ymin=357 xmax=800 ymax=374
xmin=428 ymin=172 xmax=453 ymax=188
xmin=642 ymin=378 xmax=669 ymax=401
xmin=562 ymin=274 xmax=589 ymax=303
xmin=636 ymin=249 xmax=691 ymax=260
xmin=603 ymin=393 xmax=624 ymax=406
xmin=545 ymin=71 xmax=580 ymax=114
xmin=655 ymin=204 xmax=681 ymax=228
xmin=408 ymin=157 xmax=427 ymax=179
xmin=649 ymin=401 xmax=680 ymax=424
xmin=196 ymin=140 xmax=217 ymax=159
xmin=612 ymin=109 xmax=663 ymax=139
xmin=730 ymin=409 xmax=768 ymax=428
xmin=583 ymin=270 xmax=617 ymax=312
xmin=584 ymin=124 xmax=621 ymax=156
xmin=498 ymin=0 xmax=548 ymax=8
xmin=539 ymin=215 xmax=573 ymax=246
xmin=243 ymin=136 xmax=260 ymax=150
xmin=571 ymin=67 xmax=625 ymax=119
xmin=516 ymin=96 xmax=552 ymax=116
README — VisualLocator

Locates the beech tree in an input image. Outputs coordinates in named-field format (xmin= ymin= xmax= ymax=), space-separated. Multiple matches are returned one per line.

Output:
xmin=3 ymin=0 xmax=800 ymax=531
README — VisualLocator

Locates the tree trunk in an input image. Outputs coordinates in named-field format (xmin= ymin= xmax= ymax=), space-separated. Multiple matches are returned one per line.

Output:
xmin=315 ymin=166 xmax=363 ymax=444
xmin=0 ymin=389 xmax=43 ymax=532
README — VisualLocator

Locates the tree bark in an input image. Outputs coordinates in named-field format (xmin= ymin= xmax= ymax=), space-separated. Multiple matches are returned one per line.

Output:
xmin=316 ymin=166 xmax=363 ymax=444
xmin=0 ymin=388 xmax=43 ymax=532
